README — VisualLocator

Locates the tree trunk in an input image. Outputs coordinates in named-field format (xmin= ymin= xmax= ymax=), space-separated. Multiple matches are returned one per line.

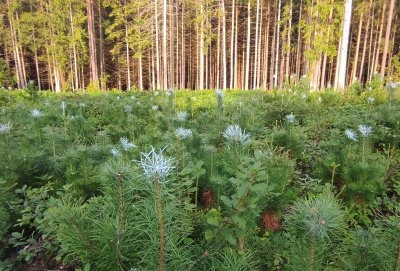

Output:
xmin=221 ymin=0 xmax=227 ymax=90
xmin=86 ymin=0 xmax=99 ymax=89
xmin=380 ymin=0 xmax=395 ymax=78
xmin=245 ymin=0 xmax=251 ymax=90
xmin=234 ymin=6 xmax=238 ymax=89
xmin=274 ymin=0 xmax=282 ymax=88
xmin=230 ymin=0 xmax=235 ymax=89
xmin=153 ymin=0 xmax=160 ymax=90
xmin=98 ymin=0 xmax=105 ymax=91
xmin=70 ymin=4 xmax=79 ymax=91
xmin=350 ymin=10 xmax=363 ymax=84
xmin=252 ymin=0 xmax=260 ymax=89
xmin=199 ymin=2 xmax=205 ymax=90
xmin=335 ymin=0 xmax=353 ymax=90
xmin=163 ymin=0 xmax=168 ymax=89
xmin=285 ymin=0 xmax=292 ymax=83
xmin=372 ymin=0 xmax=386 ymax=76
xmin=125 ymin=25 xmax=131 ymax=91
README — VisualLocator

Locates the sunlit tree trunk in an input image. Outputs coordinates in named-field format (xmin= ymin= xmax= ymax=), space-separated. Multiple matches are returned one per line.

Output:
xmin=372 ymin=0 xmax=386 ymax=76
xmin=335 ymin=0 xmax=353 ymax=90
xmin=70 ymin=4 xmax=79 ymax=91
xmin=86 ymin=0 xmax=99 ymax=89
xmin=262 ymin=3 xmax=270 ymax=89
xmin=274 ymin=0 xmax=281 ymax=88
xmin=199 ymin=2 xmax=204 ymax=90
xmin=380 ymin=0 xmax=395 ymax=78
xmin=295 ymin=0 xmax=303 ymax=82
xmin=252 ymin=0 xmax=260 ymax=89
xmin=163 ymin=0 xmax=168 ymax=89
xmin=154 ymin=0 xmax=161 ymax=90
xmin=221 ymin=0 xmax=227 ymax=90
xmin=245 ymin=0 xmax=251 ymax=90
xmin=358 ymin=5 xmax=371 ymax=83
xmin=350 ymin=10 xmax=363 ymax=84
xmin=98 ymin=0 xmax=105 ymax=91
xmin=230 ymin=0 xmax=235 ymax=89
xmin=125 ymin=24 xmax=131 ymax=91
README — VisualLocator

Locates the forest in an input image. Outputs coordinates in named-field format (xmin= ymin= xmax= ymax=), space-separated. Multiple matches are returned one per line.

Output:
xmin=1 ymin=0 xmax=400 ymax=271
xmin=0 ymin=0 xmax=399 ymax=92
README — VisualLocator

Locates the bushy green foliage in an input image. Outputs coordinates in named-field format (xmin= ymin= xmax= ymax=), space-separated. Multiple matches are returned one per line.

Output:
xmin=0 ymin=88 xmax=399 ymax=270
xmin=49 ymin=159 xmax=198 ymax=270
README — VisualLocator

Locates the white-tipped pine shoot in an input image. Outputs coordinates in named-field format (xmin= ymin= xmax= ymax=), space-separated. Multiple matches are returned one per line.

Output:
xmin=60 ymin=101 xmax=66 ymax=116
xmin=135 ymin=146 xmax=174 ymax=182
xmin=223 ymin=125 xmax=251 ymax=144
xmin=0 ymin=122 xmax=12 ymax=134
xmin=177 ymin=111 xmax=188 ymax=122
xmin=345 ymin=129 xmax=357 ymax=141
xmin=124 ymin=105 xmax=133 ymax=113
xmin=359 ymin=124 xmax=372 ymax=163
xmin=31 ymin=109 xmax=43 ymax=118
xmin=216 ymin=89 xmax=224 ymax=99
xmin=175 ymin=128 xmax=192 ymax=140
xmin=359 ymin=124 xmax=372 ymax=138
xmin=286 ymin=113 xmax=295 ymax=123
xmin=111 ymin=147 xmax=121 ymax=158
xmin=367 ymin=97 xmax=375 ymax=104
xmin=120 ymin=137 xmax=136 ymax=151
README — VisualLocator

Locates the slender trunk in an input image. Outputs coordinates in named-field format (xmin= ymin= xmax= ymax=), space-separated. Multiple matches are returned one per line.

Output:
xmin=139 ymin=56 xmax=143 ymax=91
xmin=199 ymin=2 xmax=205 ymax=90
xmin=270 ymin=10 xmax=277 ymax=89
xmin=252 ymin=0 xmax=260 ymax=89
xmin=335 ymin=0 xmax=353 ymax=90
xmin=221 ymin=0 xmax=227 ymax=90
xmin=216 ymin=18 xmax=221 ymax=89
xmin=86 ymin=0 xmax=98 ymax=88
xmin=98 ymin=0 xmax=105 ymax=90
xmin=372 ymin=0 xmax=386 ymax=75
xmin=380 ymin=0 xmax=395 ymax=78
xmin=34 ymin=47 xmax=41 ymax=91
xmin=125 ymin=25 xmax=131 ymax=91
xmin=359 ymin=0 xmax=372 ymax=82
xmin=230 ymin=0 xmax=235 ymax=89
xmin=367 ymin=3 xmax=376 ymax=82
xmin=262 ymin=3 xmax=270 ymax=89
xmin=295 ymin=0 xmax=303 ymax=82
xmin=245 ymin=0 xmax=251 ymax=90
xmin=70 ymin=5 xmax=79 ymax=91
xmin=233 ymin=6 xmax=238 ymax=89
xmin=163 ymin=0 xmax=168 ymax=89
xmin=256 ymin=4 xmax=263 ymax=89
xmin=350 ymin=11 xmax=363 ymax=83
xmin=169 ymin=0 xmax=174 ymax=89
xmin=181 ymin=4 xmax=185 ymax=89
xmin=320 ymin=5 xmax=334 ymax=89
xmin=274 ymin=0 xmax=282 ymax=88
xmin=151 ymin=38 xmax=156 ymax=91
xmin=285 ymin=0 xmax=292 ymax=82
xmin=7 ymin=2 xmax=23 ymax=88
xmin=155 ymin=0 xmax=161 ymax=89
xmin=45 ymin=44 xmax=54 ymax=91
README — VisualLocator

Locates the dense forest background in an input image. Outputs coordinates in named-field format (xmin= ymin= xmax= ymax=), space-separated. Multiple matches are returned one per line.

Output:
xmin=0 ymin=0 xmax=399 ymax=92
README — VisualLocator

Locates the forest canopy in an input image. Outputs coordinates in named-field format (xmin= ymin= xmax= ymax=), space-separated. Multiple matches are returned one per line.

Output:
xmin=0 ymin=0 xmax=399 ymax=92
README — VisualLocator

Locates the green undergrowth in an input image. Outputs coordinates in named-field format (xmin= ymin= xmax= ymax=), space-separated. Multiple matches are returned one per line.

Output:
xmin=0 ymin=86 xmax=399 ymax=270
